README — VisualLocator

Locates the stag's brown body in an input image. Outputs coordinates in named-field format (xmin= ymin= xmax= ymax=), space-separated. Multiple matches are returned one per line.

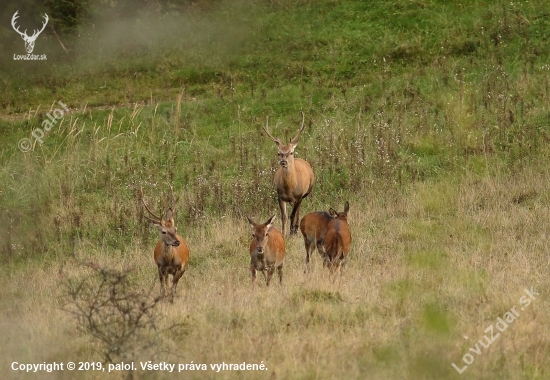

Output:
xmin=300 ymin=210 xmax=336 ymax=268
xmin=153 ymin=222 xmax=190 ymax=296
xmin=324 ymin=202 xmax=351 ymax=273
xmin=274 ymin=157 xmax=315 ymax=235
xmin=247 ymin=215 xmax=285 ymax=285
xmin=141 ymin=188 xmax=189 ymax=299
xmin=263 ymin=113 xmax=315 ymax=236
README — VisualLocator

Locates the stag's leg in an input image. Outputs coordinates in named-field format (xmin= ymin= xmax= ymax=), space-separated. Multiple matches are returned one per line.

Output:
xmin=339 ymin=259 xmax=346 ymax=277
xmin=316 ymin=240 xmax=327 ymax=262
xmin=168 ymin=277 xmax=176 ymax=303
xmin=336 ymin=261 xmax=345 ymax=284
xmin=250 ymin=266 xmax=257 ymax=283
xmin=329 ymin=253 xmax=344 ymax=279
xmin=278 ymin=197 xmax=288 ymax=236
xmin=266 ymin=266 xmax=275 ymax=286
xmin=172 ymin=264 xmax=186 ymax=294
xmin=289 ymin=198 xmax=303 ymax=235
xmin=163 ymin=272 xmax=169 ymax=292
xmin=328 ymin=260 xmax=339 ymax=280
xmin=304 ymin=236 xmax=314 ymax=272
xmin=277 ymin=264 xmax=283 ymax=284
xmin=323 ymin=257 xmax=330 ymax=268
xmin=158 ymin=266 xmax=167 ymax=296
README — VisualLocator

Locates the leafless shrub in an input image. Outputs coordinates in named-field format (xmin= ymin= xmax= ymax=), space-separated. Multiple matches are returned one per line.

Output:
xmin=62 ymin=260 xmax=181 ymax=364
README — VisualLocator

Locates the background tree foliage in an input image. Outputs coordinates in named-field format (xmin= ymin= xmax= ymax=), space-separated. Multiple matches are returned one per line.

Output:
xmin=1 ymin=0 xmax=222 ymax=40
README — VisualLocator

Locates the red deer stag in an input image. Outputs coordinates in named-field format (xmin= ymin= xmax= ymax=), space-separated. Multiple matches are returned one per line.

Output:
xmin=263 ymin=112 xmax=315 ymax=236
xmin=300 ymin=208 xmax=337 ymax=270
xmin=324 ymin=202 xmax=351 ymax=274
xmin=247 ymin=215 xmax=285 ymax=285
xmin=141 ymin=188 xmax=189 ymax=300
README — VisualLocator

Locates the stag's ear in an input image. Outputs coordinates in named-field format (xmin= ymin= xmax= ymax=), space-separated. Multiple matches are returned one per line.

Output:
xmin=165 ymin=208 xmax=174 ymax=221
xmin=344 ymin=201 xmax=350 ymax=213
xmin=264 ymin=215 xmax=276 ymax=228
xmin=329 ymin=208 xmax=338 ymax=217
xmin=290 ymin=134 xmax=301 ymax=147
xmin=246 ymin=216 xmax=256 ymax=228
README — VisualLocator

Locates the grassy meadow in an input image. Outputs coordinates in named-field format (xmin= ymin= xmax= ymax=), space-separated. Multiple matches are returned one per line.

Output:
xmin=1 ymin=0 xmax=550 ymax=379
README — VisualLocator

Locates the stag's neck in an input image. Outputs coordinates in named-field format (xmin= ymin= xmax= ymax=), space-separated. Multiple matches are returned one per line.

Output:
xmin=161 ymin=242 xmax=176 ymax=261
xmin=280 ymin=162 xmax=297 ymax=187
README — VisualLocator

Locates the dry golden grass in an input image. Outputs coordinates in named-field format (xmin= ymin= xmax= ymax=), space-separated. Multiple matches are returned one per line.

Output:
xmin=1 ymin=158 xmax=549 ymax=380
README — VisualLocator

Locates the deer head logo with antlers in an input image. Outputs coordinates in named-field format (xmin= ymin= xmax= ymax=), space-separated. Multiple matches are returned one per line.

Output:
xmin=11 ymin=11 xmax=49 ymax=54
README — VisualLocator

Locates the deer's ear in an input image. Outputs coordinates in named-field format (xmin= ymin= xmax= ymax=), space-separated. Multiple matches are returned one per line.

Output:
xmin=329 ymin=208 xmax=337 ymax=217
xmin=344 ymin=201 xmax=350 ymax=213
xmin=246 ymin=216 xmax=256 ymax=228
xmin=166 ymin=208 xmax=175 ymax=221
xmin=265 ymin=215 xmax=276 ymax=228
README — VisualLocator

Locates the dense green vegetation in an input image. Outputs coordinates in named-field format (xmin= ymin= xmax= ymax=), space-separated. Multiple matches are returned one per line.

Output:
xmin=2 ymin=0 xmax=548 ymax=262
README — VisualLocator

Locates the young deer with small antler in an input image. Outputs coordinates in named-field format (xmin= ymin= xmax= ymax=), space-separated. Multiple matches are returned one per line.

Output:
xmin=247 ymin=215 xmax=285 ymax=286
xmin=263 ymin=112 xmax=315 ymax=236
xmin=141 ymin=188 xmax=189 ymax=300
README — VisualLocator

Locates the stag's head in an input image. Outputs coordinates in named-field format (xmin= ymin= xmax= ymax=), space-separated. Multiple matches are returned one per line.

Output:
xmin=263 ymin=112 xmax=306 ymax=168
xmin=141 ymin=187 xmax=181 ymax=247
xmin=247 ymin=215 xmax=275 ymax=257
xmin=155 ymin=211 xmax=181 ymax=247
xmin=11 ymin=11 xmax=49 ymax=54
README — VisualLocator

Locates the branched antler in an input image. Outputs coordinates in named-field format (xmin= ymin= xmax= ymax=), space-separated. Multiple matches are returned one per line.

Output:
xmin=290 ymin=111 xmax=306 ymax=145
xmin=166 ymin=185 xmax=179 ymax=220
xmin=140 ymin=187 xmax=162 ymax=223
xmin=262 ymin=116 xmax=282 ymax=145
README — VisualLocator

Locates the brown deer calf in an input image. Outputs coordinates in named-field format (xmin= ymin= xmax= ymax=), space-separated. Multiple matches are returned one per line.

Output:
xmin=300 ymin=209 xmax=337 ymax=270
xmin=247 ymin=215 xmax=285 ymax=285
xmin=324 ymin=202 xmax=351 ymax=273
